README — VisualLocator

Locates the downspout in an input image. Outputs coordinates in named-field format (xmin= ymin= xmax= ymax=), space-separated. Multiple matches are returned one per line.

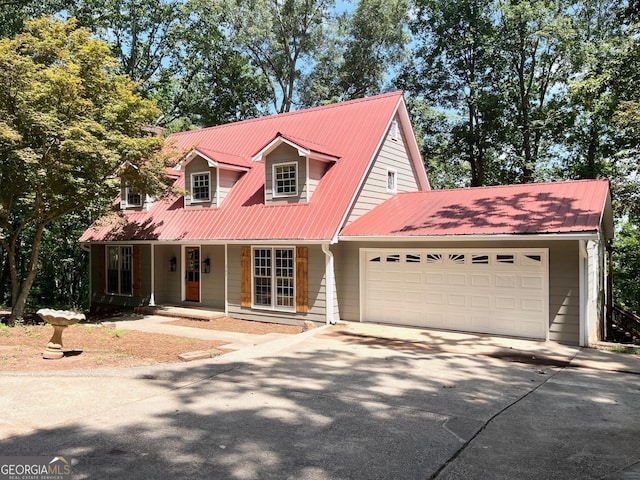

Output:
xmin=322 ymin=243 xmax=337 ymax=325
xmin=579 ymin=240 xmax=588 ymax=347
xmin=149 ymin=243 xmax=156 ymax=306
xmin=224 ymin=243 xmax=229 ymax=317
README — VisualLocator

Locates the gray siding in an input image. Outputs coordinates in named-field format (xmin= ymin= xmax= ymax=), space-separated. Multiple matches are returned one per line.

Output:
xmin=218 ymin=169 xmax=242 ymax=207
xmin=335 ymin=239 xmax=581 ymax=345
xmin=154 ymin=245 xmax=182 ymax=304
xmin=90 ymin=244 xmax=151 ymax=307
xmin=184 ymin=156 xmax=217 ymax=208
xmin=345 ymin=115 xmax=421 ymax=225
xmin=264 ymin=144 xmax=308 ymax=204
xmin=308 ymin=158 xmax=328 ymax=199
xmin=200 ymin=245 xmax=225 ymax=308
xmin=227 ymin=244 xmax=327 ymax=324
xmin=153 ymin=244 xmax=224 ymax=308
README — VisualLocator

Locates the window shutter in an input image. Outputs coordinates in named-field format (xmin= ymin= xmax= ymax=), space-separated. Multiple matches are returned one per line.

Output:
xmin=296 ymin=247 xmax=308 ymax=314
xmin=98 ymin=245 xmax=106 ymax=293
xmin=241 ymin=246 xmax=251 ymax=308
xmin=133 ymin=246 xmax=141 ymax=297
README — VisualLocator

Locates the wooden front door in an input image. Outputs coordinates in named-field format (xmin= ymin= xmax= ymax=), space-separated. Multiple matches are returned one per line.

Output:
xmin=185 ymin=247 xmax=200 ymax=302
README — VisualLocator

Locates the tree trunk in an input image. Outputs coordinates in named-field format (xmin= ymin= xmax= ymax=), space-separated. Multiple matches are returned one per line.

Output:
xmin=8 ymin=223 xmax=45 ymax=324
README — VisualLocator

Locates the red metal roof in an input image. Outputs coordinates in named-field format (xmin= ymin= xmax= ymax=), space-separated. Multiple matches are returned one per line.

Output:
xmin=340 ymin=180 xmax=611 ymax=238
xmin=81 ymin=91 xmax=422 ymax=243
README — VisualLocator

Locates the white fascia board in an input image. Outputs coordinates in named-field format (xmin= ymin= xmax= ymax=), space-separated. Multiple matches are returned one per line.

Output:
xmin=175 ymin=149 xmax=249 ymax=172
xmin=396 ymin=96 xmax=430 ymax=191
xmin=330 ymin=95 xmax=427 ymax=244
xmin=338 ymin=233 xmax=600 ymax=242
xmin=175 ymin=149 xmax=217 ymax=170
xmin=84 ymin=239 xmax=330 ymax=246
xmin=252 ymin=137 xmax=310 ymax=162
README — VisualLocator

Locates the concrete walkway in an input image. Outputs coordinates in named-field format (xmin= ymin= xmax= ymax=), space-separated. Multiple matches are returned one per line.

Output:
xmin=1 ymin=321 xmax=639 ymax=480
xmin=103 ymin=313 xmax=294 ymax=350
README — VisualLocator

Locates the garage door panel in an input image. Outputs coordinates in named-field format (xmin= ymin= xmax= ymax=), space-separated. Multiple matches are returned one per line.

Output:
xmin=426 ymin=273 xmax=444 ymax=284
xmin=426 ymin=293 xmax=444 ymax=305
xmin=471 ymin=274 xmax=491 ymax=287
xmin=471 ymin=296 xmax=490 ymax=308
xmin=495 ymin=296 xmax=517 ymax=310
xmin=495 ymin=274 xmax=517 ymax=288
xmin=448 ymin=294 xmax=467 ymax=306
xmin=522 ymin=297 xmax=545 ymax=312
xmin=363 ymin=249 xmax=548 ymax=339
xmin=447 ymin=273 xmax=466 ymax=286
xmin=521 ymin=275 xmax=544 ymax=289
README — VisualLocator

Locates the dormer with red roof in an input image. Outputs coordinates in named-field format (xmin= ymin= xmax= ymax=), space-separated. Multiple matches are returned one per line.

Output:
xmin=175 ymin=148 xmax=252 ymax=208
xmin=252 ymin=132 xmax=340 ymax=204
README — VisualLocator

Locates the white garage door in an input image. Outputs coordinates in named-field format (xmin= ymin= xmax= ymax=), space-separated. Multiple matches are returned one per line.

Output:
xmin=362 ymin=249 xmax=548 ymax=339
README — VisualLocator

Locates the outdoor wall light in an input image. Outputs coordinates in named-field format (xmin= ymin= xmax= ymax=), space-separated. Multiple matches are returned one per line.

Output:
xmin=168 ymin=256 xmax=177 ymax=272
xmin=202 ymin=257 xmax=211 ymax=274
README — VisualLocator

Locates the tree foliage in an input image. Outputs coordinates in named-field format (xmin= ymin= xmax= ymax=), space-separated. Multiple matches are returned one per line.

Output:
xmin=0 ymin=17 xmax=168 ymax=322
xmin=300 ymin=0 xmax=410 ymax=106
xmin=221 ymin=0 xmax=334 ymax=113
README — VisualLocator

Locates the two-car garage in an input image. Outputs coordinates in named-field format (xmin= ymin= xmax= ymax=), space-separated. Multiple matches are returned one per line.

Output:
xmin=361 ymin=248 xmax=549 ymax=339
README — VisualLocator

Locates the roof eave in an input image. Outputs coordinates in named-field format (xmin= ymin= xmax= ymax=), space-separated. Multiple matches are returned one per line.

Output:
xmin=338 ymin=232 xmax=601 ymax=242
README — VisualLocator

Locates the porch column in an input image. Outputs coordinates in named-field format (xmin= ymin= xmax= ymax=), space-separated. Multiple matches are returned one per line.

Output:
xmin=322 ymin=244 xmax=336 ymax=325
xmin=149 ymin=243 xmax=156 ymax=306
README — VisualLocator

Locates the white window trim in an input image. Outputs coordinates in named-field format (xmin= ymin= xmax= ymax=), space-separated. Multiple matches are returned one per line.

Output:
xmin=387 ymin=168 xmax=397 ymax=193
xmin=123 ymin=186 xmax=142 ymax=208
xmin=390 ymin=120 xmax=399 ymax=141
xmin=190 ymin=171 xmax=211 ymax=202
xmin=251 ymin=246 xmax=296 ymax=312
xmin=106 ymin=245 xmax=133 ymax=296
xmin=272 ymin=162 xmax=298 ymax=198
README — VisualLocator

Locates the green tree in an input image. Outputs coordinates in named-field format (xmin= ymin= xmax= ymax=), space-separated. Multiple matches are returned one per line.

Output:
xmin=404 ymin=0 xmax=503 ymax=186
xmin=153 ymin=0 xmax=270 ymax=128
xmin=562 ymin=0 xmax=625 ymax=180
xmin=72 ymin=0 xmax=184 ymax=92
xmin=222 ymin=0 xmax=334 ymax=112
xmin=496 ymin=0 xmax=576 ymax=182
xmin=0 ymin=0 xmax=71 ymax=38
xmin=612 ymin=223 xmax=640 ymax=315
xmin=300 ymin=0 xmax=410 ymax=106
xmin=0 ymin=17 xmax=168 ymax=323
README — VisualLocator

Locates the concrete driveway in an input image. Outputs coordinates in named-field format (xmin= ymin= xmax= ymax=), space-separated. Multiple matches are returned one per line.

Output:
xmin=1 ymin=322 xmax=639 ymax=479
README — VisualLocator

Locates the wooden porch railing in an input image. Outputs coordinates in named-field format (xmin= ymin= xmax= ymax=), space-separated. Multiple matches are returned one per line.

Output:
xmin=610 ymin=304 xmax=640 ymax=344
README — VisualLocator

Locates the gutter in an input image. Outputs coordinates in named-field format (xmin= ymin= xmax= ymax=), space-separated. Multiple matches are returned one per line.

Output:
xmin=338 ymin=232 xmax=600 ymax=242
xmin=322 ymin=244 xmax=337 ymax=325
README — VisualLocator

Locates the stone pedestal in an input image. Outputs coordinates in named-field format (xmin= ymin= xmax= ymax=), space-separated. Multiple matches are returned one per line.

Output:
xmin=37 ymin=308 xmax=86 ymax=360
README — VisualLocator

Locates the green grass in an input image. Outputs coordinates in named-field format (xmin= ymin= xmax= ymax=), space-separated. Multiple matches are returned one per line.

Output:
xmin=107 ymin=328 xmax=128 ymax=339
xmin=603 ymin=344 xmax=640 ymax=355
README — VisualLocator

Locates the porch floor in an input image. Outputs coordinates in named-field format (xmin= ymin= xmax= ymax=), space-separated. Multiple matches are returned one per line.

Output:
xmin=141 ymin=305 xmax=225 ymax=321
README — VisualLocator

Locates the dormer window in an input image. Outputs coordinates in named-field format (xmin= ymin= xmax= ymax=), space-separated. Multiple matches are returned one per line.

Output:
xmin=191 ymin=172 xmax=211 ymax=202
xmin=126 ymin=188 xmax=142 ymax=207
xmin=273 ymin=162 xmax=297 ymax=197
xmin=387 ymin=168 xmax=397 ymax=193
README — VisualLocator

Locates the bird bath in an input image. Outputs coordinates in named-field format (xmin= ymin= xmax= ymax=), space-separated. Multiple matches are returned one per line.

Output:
xmin=37 ymin=308 xmax=86 ymax=360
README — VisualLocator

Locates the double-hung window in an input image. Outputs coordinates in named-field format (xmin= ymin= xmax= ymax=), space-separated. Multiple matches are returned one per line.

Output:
xmin=191 ymin=172 xmax=211 ymax=202
xmin=252 ymin=247 xmax=295 ymax=311
xmin=107 ymin=246 xmax=133 ymax=295
xmin=273 ymin=163 xmax=297 ymax=197
xmin=125 ymin=187 xmax=142 ymax=207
